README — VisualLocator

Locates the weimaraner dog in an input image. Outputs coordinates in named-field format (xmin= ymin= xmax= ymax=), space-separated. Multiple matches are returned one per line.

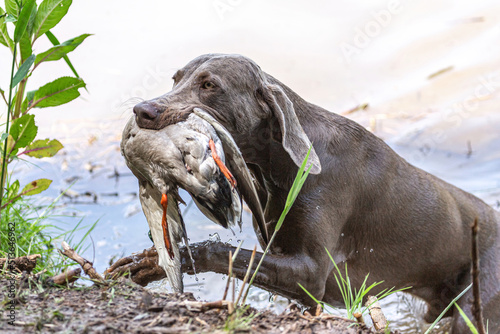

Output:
xmin=109 ymin=54 xmax=500 ymax=333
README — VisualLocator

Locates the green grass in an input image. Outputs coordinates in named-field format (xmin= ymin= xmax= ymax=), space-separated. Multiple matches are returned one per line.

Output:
xmin=223 ymin=305 xmax=258 ymax=332
xmin=424 ymin=283 xmax=489 ymax=334
xmin=299 ymin=247 xmax=410 ymax=322
xmin=0 ymin=177 xmax=98 ymax=276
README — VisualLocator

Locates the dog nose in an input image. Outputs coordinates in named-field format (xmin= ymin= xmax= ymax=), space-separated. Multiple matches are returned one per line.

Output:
xmin=133 ymin=101 xmax=159 ymax=121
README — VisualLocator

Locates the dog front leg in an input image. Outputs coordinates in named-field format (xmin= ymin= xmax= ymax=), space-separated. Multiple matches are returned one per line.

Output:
xmin=181 ymin=241 xmax=328 ymax=305
xmin=107 ymin=241 xmax=328 ymax=305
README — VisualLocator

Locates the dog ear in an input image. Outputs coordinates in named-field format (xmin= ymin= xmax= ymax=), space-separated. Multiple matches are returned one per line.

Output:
xmin=264 ymin=84 xmax=322 ymax=174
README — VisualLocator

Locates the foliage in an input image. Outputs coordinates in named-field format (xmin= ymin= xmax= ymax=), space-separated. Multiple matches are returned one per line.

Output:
xmin=0 ymin=0 xmax=90 ymax=271
xmin=423 ymin=284 xmax=486 ymax=334
xmin=223 ymin=305 xmax=257 ymax=332
xmin=298 ymin=247 xmax=410 ymax=321
xmin=0 ymin=177 xmax=98 ymax=275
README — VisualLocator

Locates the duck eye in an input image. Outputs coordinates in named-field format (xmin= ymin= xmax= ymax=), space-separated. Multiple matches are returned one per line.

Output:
xmin=203 ymin=81 xmax=215 ymax=89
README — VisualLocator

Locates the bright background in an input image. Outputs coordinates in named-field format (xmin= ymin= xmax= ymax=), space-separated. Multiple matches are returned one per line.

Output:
xmin=1 ymin=1 xmax=499 ymax=332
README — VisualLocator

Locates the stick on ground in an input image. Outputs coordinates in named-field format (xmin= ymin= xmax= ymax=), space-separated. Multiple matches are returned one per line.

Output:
xmin=0 ymin=254 xmax=41 ymax=273
xmin=47 ymin=268 xmax=82 ymax=286
xmin=366 ymin=295 xmax=387 ymax=331
xmin=59 ymin=241 xmax=105 ymax=283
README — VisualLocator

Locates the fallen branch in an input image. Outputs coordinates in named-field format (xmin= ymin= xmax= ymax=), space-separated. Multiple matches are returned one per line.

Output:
xmin=471 ymin=218 xmax=486 ymax=334
xmin=155 ymin=300 xmax=233 ymax=312
xmin=59 ymin=241 xmax=105 ymax=283
xmin=0 ymin=254 xmax=41 ymax=273
xmin=46 ymin=267 xmax=82 ymax=286
xmin=366 ymin=295 xmax=387 ymax=331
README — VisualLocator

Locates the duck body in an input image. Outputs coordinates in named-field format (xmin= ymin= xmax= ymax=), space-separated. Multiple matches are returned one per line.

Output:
xmin=121 ymin=112 xmax=243 ymax=292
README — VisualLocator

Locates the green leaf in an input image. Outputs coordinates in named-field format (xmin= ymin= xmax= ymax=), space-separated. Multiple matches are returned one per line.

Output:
xmin=8 ymin=179 xmax=20 ymax=198
xmin=35 ymin=33 xmax=90 ymax=66
xmin=21 ymin=178 xmax=52 ymax=196
xmin=5 ymin=0 xmax=19 ymax=18
xmin=19 ymin=31 xmax=32 ymax=60
xmin=26 ymin=89 xmax=36 ymax=101
xmin=11 ymin=53 xmax=35 ymax=88
xmin=32 ymin=76 xmax=85 ymax=108
xmin=10 ymin=113 xmax=37 ymax=151
xmin=19 ymin=3 xmax=37 ymax=61
xmin=0 ymin=132 xmax=8 ymax=141
xmin=20 ymin=89 xmax=35 ymax=111
xmin=24 ymin=138 xmax=63 ymax=158
xmin=14 ymin=0 xmax=36 ymax=43
xmin=33 ymin=0 xmax=71 ymax=40
xmin=45 ymin=30 xmax=83 ymax=80
xmin=0 ymin=7 xmax=14 ymax=50
xmin=5 ymin=14 xmax=16 ymax=22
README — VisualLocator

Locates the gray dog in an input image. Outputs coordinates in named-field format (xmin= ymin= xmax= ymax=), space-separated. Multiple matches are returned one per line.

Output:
xmin=110 ymin=54 xmax=500 ymax=333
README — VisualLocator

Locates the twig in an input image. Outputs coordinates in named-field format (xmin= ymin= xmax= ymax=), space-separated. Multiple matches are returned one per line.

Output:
xmin=46 ymin=268 xmax=81 ymax=286
xmin=159 ymin=300 xmax=233 ymax=312
xmin=315 ymin=304 xmax=322 ymax=316
xmin=342 ymin=103 xmax=369 ymax=115
xmin=59 ymin=241 xmax=105 ymax=283
xmin=232 ymin=272 xmax=236 ymax=303
xmin=471 ymin=218 xmax=486 ymax=334
xmin=466 ymin=140 xmax=473 ymax=158
xmin=353 ymin=312 xmax=364 ymax=324
xmin=0 ymin=254 xmax=41 ymax=273
xmin=366 ymin=295 xmax=387 ymax=331
xmin=222 ymin=251 xmax=233 ymax=301
xmin=235 ymin=245 xmax=257 ymax=305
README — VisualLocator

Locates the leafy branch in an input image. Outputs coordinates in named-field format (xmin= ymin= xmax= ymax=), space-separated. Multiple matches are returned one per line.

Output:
xmin=0 ymin=0 xmax=89 ymax=217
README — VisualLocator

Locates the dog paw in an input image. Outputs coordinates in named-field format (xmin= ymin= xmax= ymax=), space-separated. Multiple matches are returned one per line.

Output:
xmin=106 ymin=246 xmax=165 ymax=286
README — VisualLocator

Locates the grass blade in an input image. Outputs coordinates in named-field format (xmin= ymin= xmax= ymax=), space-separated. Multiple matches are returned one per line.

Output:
xmin=424 ymin=283 xmax=473 ymax=334
xmin=45 ymin=30 xmax=81 ymax=78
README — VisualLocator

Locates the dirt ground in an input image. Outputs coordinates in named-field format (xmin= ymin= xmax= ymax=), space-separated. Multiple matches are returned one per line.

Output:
xmin=0 ymin=276 xmax=387 ymax=334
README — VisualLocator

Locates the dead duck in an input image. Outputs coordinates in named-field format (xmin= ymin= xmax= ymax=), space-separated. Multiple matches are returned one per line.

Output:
xmin=120 ymin=108 xmax=267 ymax=292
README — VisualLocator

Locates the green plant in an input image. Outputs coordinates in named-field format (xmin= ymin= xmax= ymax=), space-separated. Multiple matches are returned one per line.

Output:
xmin=0 ymin=0 xmax=89 ymax=211
xmin=223 ymin=305 xmax=258 ymax=332
xmin=0 ymin=183 xmax=98 ymax=276
xmin=298 ymin=247 xmax=410 ymax=321
xmin=0 ymin=0 xmax=90 ymax=270
xmin=423 ymin=283 xmax=489 ymax=334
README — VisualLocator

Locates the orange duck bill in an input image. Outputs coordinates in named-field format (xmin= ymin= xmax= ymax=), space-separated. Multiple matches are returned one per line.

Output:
xmin=161 ymin=193 xmax=175 ymax=259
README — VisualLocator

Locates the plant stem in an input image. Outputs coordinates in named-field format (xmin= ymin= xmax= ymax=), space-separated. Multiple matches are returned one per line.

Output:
xmin=13 ymin=78 xmax=27 ymax=119
xmin=0 ymin=45 xmax=18 ymax=215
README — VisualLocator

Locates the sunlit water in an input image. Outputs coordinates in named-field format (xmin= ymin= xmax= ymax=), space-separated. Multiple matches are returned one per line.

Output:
xmin=2 ymin=0 xmax=499 ymax=332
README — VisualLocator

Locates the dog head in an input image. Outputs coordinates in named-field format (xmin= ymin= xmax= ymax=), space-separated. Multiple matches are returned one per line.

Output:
xmin=133 ymin=54 xmax=321 ymax=174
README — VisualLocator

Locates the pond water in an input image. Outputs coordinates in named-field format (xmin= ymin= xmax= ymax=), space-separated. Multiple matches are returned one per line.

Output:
xmin=1 ymin=0 xmax=499 ymax=332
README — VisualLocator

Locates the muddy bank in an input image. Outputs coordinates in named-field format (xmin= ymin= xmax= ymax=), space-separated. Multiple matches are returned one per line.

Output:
xmin=1 ymin=276 xmax=384 ymax=333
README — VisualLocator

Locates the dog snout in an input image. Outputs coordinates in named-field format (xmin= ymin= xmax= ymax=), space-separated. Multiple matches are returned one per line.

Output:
xmin=134 ymin=101 xmax=160 ymax=122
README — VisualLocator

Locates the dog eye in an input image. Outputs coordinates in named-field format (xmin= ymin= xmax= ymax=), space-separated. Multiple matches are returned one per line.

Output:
xmin=202 ymin=82 xmax=216 ymax=89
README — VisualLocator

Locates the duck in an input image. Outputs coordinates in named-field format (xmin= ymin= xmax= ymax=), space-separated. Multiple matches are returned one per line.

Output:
xmin=120 ymin=108 xmax=267 ymax=292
